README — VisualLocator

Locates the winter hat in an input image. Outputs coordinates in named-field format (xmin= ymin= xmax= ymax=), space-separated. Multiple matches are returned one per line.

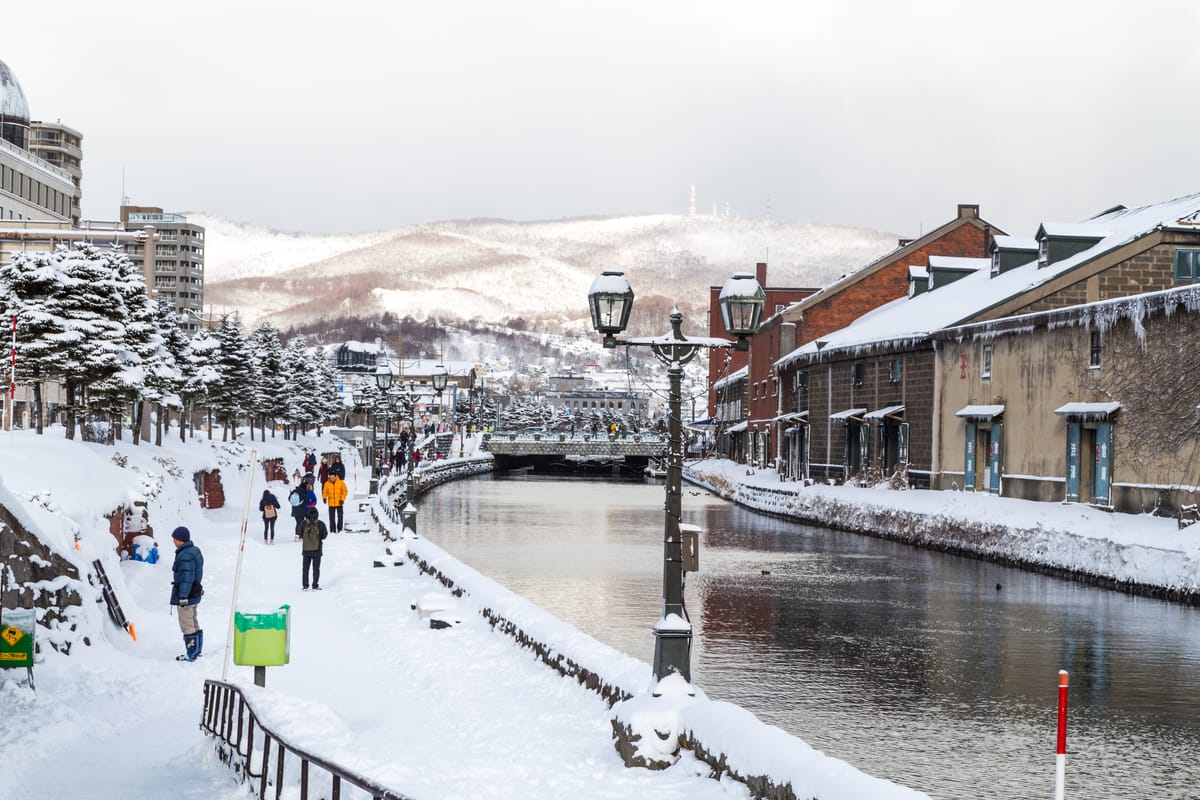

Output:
xmin=305 ymin=507 xmax=319 ymax=520
xmin=171 ymin=526 xmax=191 ymax=543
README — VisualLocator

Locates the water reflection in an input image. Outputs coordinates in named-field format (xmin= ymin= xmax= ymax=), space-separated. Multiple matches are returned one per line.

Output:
xmin=422 ymin=473 xmax=1200 ymax=799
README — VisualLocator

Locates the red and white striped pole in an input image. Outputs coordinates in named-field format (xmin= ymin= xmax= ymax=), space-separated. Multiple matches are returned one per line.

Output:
xmin=1054 ymin=670 xmax=1069 ymax=800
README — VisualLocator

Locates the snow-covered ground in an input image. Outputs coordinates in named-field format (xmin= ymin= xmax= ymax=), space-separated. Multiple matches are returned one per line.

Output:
xmin=0 ymin=428 xmax=926 ymax=800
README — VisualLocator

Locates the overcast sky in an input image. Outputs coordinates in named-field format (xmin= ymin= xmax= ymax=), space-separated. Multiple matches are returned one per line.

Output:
xmin=4 ymin=0 xmax=1199 ymax=238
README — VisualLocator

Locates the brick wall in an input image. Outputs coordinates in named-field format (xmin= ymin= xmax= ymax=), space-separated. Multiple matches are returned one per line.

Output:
xmin=798 ymin=224 xmax=989 ymax=345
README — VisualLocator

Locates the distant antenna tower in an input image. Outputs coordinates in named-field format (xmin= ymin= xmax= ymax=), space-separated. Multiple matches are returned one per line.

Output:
xmin=689 ymin=180 xmax=696 ymax=217
xmin=766 ymin=194 xmax=773 ymax=222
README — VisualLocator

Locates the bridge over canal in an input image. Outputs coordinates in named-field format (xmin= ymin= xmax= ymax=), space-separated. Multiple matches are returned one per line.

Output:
xmin=482 ymin=431 xmax=667 ymax=473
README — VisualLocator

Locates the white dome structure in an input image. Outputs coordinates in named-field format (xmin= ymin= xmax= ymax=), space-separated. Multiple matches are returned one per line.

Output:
xmin=0 ymin=58 xmax=31 ymax=149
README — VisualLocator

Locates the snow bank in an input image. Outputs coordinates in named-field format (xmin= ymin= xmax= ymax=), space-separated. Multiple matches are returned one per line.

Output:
xmin=685 ymin=460 xmax=1200 ymax=601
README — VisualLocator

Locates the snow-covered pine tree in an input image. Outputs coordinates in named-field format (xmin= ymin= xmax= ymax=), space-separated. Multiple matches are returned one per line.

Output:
xmin=147 ymin=300 xmax=186 ymax=446
xmin=210 ymin=314 xmax=254 ymax=441
xmin=90 ymin=245 xmax=161 ymax=445
xmin=54 ymin=243 xmax=131 ymax=440
xmin=0 ymin=249 xmax=67 ymax=434
xmin=185 ymin=326 xmax=221 ymax=440
xmin=250 ymin=322 xmax=287 ymax=439
xmin=279 ymin=338 xmax=309 ymax=438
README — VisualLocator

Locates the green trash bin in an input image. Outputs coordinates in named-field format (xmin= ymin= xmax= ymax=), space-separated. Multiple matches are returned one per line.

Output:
xmin=233 ymin=605 xmax=290 ymax=667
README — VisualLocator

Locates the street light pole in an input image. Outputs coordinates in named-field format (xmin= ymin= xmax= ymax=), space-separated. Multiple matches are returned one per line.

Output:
xmin=588 ymin=270 xmax=764 ymax=686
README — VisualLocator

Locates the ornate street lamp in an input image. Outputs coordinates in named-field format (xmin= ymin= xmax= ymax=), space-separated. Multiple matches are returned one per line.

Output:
xmin=431 ymin=364 xmax=449 ymax=432
xmin=587 ymin=269 xmax=764 ymax=686
xmin=374 ymin=368 xmax=395 ymax=475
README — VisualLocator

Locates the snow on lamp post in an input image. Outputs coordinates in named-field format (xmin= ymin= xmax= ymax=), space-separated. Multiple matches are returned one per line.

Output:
xmin=587 ymin=270 xmax=763 ymax=686
xmin=374 ymin=367 xmax=394 ymax=475
xmin=432 ymin=364 xmax=449 ymax=433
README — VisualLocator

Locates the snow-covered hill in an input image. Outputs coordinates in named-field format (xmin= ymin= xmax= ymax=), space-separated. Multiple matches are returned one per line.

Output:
xmin=195 ymin=213 xmax=900 ymax=333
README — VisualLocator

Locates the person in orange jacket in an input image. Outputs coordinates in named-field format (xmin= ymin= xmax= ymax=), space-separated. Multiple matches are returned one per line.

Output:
xmin=322 ymin=473 xmax=348 ymax=533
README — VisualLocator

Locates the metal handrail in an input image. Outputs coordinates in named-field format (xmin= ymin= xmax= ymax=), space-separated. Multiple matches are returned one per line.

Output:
xmin=201 ymin=679 xmax=415 ymax=800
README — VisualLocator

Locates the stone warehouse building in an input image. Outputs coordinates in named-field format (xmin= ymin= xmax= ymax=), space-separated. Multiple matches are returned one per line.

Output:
xmin=771 ymin=192 xmax=1200 ymax=509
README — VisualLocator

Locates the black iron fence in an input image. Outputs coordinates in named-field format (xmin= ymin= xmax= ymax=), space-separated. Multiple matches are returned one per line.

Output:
xmin=201 ymin=679 xmax=414 ymax=800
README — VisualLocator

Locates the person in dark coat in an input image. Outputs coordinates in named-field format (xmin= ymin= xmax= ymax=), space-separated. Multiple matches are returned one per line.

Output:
xmin=303 ymin=451 xmax=317 ymax=473
xmin=317 ymin=457 xmax=330 ymax=491
xmin=329 ymin=453 xmax=346 ymax=480
xmin=169 ymin=526 xmax=205 ymax=661
xmin=259 ymin=489 xmax=281 ymax=543
xmin=287 ymin=481 xmax=307 ymax=539
xmin=300 ymin=507 xmax=328 ymax=590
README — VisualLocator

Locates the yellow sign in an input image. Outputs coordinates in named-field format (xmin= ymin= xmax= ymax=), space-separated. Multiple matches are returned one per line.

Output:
xmin=0 ymin=626 xmax=23 ymax=647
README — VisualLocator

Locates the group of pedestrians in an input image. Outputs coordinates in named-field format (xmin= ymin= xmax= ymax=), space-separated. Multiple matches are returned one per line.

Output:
xmin=278 ymin=451 xmax=349 ymax=591
xmin=169 ymin=450 xmax=355 ymax=661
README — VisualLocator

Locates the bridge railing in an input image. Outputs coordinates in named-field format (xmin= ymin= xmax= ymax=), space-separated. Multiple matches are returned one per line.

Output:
xmin=201 ymin=679 xmax=415 ymax=800
xmin=490 ymin=428 xmax=667 ymax=444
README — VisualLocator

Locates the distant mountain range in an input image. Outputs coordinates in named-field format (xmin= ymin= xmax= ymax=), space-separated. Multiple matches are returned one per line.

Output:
xmin=197 ymin=213 xmax=900 ymax=336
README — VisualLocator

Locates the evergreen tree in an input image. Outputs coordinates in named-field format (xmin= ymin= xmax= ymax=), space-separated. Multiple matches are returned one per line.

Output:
xmin=54 ymin=244 xmax=131 ymax=440
xmin=210 ymin=314 xmax=254 ymax=441
xmin=185 ymin=326 xmax=221 ymax=440
xmin=90 ymin=246 xmax=161 ymax=444
xmin=149 ymin=300 xmax=187 ymax=445
xmin=0 ymin=249 xmax=67 ymax=434
xmin=250 ymin=322 xmax=288 ymax=439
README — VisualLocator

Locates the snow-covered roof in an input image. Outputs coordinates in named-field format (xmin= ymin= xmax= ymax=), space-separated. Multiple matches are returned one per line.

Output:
xmin=776 ymin=192 xmax=1200 ymax=368
xmin=725 ymin=420 xmax=748 ymax=433
xmin=864 ymin=404 xmax=905 ymax=420
xmin=927 ymin=256 xmax=987 ymax=271
xmin=1038 ymin=223 xmax=1109 ymax=240
xmin=992 ymin=235 xmax=1038 ymax=251
xmin=955 ymin=404 xmax=1005 ymax=420
xmin=772 ymin=410 xmax=809 ymax=421
xmin=1053 ymin=401 xmax=1121 ymax=419
xmin=712 ymin=365 xmax=748 ymax=391
xmin=829 ymin=407 xmax=866 ymax=420
xmin=908 ymin=266 xmax=928 ymax=279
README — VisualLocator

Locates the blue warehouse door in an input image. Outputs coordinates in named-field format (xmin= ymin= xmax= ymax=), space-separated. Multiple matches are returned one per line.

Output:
xmin=963 ymin=422 xmax=976 ymax=492
xmin=1093 ymin=422 xmax=1112 ymax=505
xmin=1065 ymin=422 xmax=1081 ymax=503
xmin=988 ymin=422 xmax=1003 ymax=495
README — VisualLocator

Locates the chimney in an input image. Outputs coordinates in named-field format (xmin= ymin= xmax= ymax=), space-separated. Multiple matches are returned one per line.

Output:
xmin=780 ymin=322 xmax=796 ymax=356
xmin=958 ymin=204 xmax=980 ymax=219
xmin=756 ymin=261 xmax=767 ymax=288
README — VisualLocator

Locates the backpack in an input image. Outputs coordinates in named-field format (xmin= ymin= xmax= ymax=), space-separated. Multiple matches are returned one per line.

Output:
xmin=289 ymin=490 xmax=302 ymax=507
xmin=301 ymin=518 xmax=322 ymax=551
xmin=264 ymin=503 xmax=276 ymax=519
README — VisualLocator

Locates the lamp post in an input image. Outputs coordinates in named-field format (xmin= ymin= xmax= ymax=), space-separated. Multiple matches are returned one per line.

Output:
xmin=587 ymin=269 xmax=764 ymax=685
xmin=396 ymin=380 xmax=420 ymax=534
xmin=374 ymin=367 xmax=394 ymax=475
xmin=432 ymin=364 xmax=449 ymax=433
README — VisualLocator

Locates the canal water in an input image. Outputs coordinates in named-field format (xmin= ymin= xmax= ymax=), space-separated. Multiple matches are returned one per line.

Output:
xmin=420 ymin=472 xmax=1200 ymax=799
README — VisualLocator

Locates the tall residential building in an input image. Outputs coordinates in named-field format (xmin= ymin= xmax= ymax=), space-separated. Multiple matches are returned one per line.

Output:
xmin=121 ymin=205 xmax=206 ymax=332
xmin=28 ymin=121 xmax=83 ymax=226
xmin=0 ymin=59 xmax=76 ymax=224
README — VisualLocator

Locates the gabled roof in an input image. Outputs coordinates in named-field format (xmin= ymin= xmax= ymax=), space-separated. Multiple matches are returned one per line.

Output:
xmin=990 ymin=235 xmax=1038 ymax=252
xmin=1036 ymin=223 xmax=1109 ymax=240
xmin=776 ymin=192 xmax=1200 ymax=368
xmin=781 ymin=204 xmax=998 ymax=320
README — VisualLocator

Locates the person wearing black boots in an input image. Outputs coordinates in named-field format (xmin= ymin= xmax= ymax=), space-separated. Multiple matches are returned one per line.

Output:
xmin=169 ymin=526 xmax=205 ymax=662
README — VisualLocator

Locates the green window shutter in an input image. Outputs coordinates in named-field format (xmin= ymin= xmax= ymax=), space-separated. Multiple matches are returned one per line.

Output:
xmin=1094 ymin=422 xmax=1112 ymax=505
xmin=989 ymin=423 xmax=1003 ymax=495
xmin=1065 ymin=422 xmax=1081 ymax=502
xmin=898 ymin=422 xmax=909 ymax=465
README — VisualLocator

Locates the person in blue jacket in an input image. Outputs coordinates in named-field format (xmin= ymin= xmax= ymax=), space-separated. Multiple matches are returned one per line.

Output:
xmin=169 ymin=526 xmax=205 ymax=662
